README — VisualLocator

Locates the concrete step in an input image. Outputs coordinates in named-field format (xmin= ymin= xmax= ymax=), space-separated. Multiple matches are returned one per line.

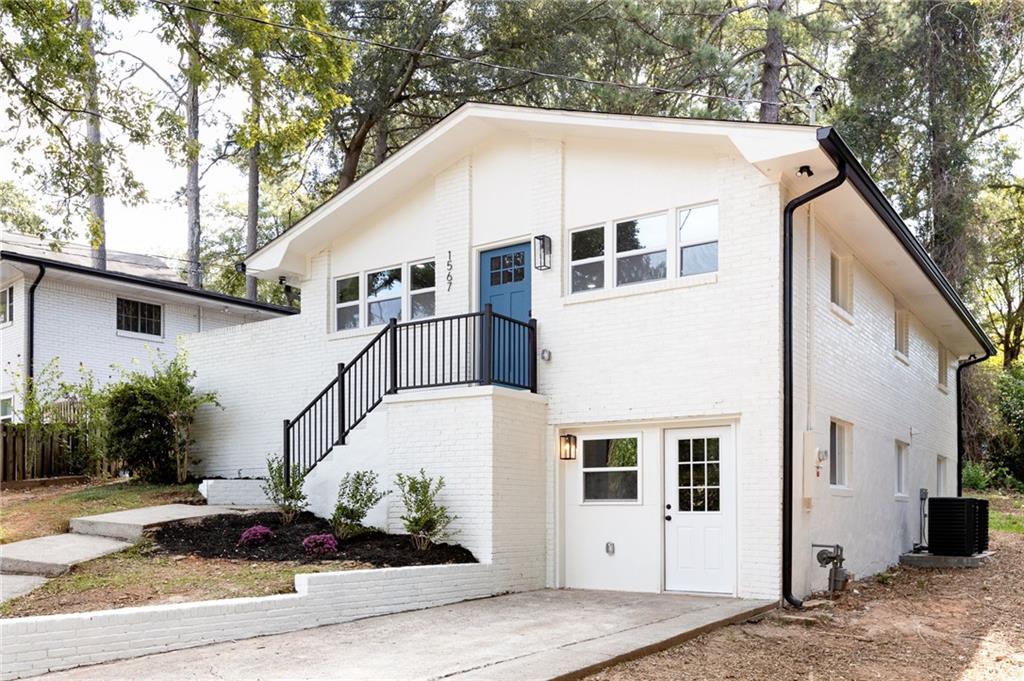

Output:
xmin=69 ymin=504 xmax=248 ymax=540
xmin=0 ymin=534 xmax=131 ymax=577
xmin=0 ymin=574 xmax=48 ymax=603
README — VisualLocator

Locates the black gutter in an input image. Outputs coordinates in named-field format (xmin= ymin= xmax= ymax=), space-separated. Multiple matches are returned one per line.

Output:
xmin=782 ymin=160 xmax=848 ymax=610
xmin=26 ymin=264 xmax=46 ymax=380
xmin=815 ymin=128 xmax=995 ymax=356
xmin=956 ymin=353 xmax=992 ymax=496
xmin=1 ymin=251 xmax=296 ymax=316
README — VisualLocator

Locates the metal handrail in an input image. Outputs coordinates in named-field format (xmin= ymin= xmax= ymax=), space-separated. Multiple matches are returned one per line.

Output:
xmin=282 ymin=306 xmax=536 ymax=483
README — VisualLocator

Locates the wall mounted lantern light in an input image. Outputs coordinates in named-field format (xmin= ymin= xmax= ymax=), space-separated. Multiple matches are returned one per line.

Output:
xmin=534 ymin=234 xmax=552 ymax=271
xmin=559 ymin=433 xmax=578 ymax=461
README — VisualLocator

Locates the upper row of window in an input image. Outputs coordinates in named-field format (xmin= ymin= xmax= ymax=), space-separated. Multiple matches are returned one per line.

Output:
xmin=569 ymin=203 xmax=719 ymax=294
xmin=335 ymin=260 xmax=436 ymax=331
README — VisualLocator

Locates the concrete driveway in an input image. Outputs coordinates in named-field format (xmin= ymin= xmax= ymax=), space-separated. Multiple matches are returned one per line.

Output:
xmin=41 ymin=590 xmax=774 ymax=681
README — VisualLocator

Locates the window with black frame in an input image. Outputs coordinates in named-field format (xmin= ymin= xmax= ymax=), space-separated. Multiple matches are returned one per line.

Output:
xmin=116 ymin=298 xmax=162 ymax=336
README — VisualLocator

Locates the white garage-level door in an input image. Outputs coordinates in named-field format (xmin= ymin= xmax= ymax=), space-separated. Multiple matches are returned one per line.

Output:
xmin=663 ymin=427 xmax=736 ymax=594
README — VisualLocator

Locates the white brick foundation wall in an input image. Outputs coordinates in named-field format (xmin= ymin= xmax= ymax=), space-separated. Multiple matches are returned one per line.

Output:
xmin=197 ymin=479 xmax=273 ymax=507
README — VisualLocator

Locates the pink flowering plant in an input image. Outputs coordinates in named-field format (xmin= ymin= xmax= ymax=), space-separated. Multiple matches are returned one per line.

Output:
xmin=302 ymin=533 xmax=338 ymax=556
xmin=238 ymin=524 xmax=275 ymax=547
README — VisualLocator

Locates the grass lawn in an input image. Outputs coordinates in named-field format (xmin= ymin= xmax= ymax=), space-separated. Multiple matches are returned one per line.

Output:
xmin=0 ymin=479 xmax=201 ymax=544
xmin=967 ymin=487 xmax=1024 ymax=534
xmin=0 ymin=539 xmax=364 ymax=618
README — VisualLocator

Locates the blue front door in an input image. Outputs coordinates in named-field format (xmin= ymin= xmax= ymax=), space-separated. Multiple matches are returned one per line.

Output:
xmin=480 ymin=243 xmax=532 ymax=387
xmin=480 ymin=243 xmax=531 ymax=321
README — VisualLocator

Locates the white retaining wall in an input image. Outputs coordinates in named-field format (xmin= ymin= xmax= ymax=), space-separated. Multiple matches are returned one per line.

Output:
xmin=197 ymin=479 xmax=273 ymax=507
xmin=0 ymin=562 xmax=505 ymax=680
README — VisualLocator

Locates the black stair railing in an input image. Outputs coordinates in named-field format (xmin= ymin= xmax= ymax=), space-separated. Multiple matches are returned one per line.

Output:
xmin=282 ymin=305 xmax=536 ymax=482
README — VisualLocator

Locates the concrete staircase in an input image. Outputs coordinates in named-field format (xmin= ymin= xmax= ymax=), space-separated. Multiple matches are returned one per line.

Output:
xmin=0 ymin=504 xmax=249 ymax=602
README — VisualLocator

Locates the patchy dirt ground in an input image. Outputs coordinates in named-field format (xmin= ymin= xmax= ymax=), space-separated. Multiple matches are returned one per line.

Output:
xmin=0 ymin=479 xmax=200 ymax=544
xmin=590 ymin=529 xmax=1024 ymax=681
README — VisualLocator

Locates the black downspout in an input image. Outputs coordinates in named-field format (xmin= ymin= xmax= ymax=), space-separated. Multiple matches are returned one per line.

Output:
xmin=782 ymin=161 xmax=847 ymax=609
xmin=956 ymin=353 xmax=991 ymax=496
xmin=26 ymin=265 xmax=46 ymax=380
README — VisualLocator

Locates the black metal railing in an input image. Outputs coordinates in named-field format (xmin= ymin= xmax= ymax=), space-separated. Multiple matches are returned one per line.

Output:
xmin=282 ymin=305 xmax=536 ymax=482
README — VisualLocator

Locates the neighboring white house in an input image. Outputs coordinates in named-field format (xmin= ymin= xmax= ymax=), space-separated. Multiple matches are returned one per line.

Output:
xmin=181 ymin=103 xmax=994 ymax=604
xmin=0 ymin=232 xmax=294 ymax=419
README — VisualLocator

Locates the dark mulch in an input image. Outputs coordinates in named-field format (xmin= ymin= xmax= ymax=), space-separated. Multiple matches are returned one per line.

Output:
xmin=151 ymin=511 xmax=477 ymax=567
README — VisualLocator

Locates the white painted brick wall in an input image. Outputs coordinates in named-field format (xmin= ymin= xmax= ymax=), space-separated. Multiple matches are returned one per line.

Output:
xmin=791 ymin=206 xmax=961 ymax=594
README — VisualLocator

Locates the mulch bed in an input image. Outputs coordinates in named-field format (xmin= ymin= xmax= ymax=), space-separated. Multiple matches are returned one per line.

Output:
xmin=152 ymin=511 xmax=477 ymax=567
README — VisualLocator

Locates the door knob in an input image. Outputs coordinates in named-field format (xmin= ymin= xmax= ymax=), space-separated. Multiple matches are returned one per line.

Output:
xmin=664 ymin=515 xmax=672 ymax=521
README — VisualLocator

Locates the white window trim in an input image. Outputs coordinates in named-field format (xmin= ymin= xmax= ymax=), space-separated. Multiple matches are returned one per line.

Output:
xmin=579 ymin=431 xmax=643 ymax=506
xmin=566 ymin=200 xmax=719 ymax=299
xmin=936 ymin=455 xmax=949 ymax=496
xmin=365 ymin=263 xmax=404 ymax=328
xmin=894 ymin=304 xmax=910 ymax=362
xmin=0 ymin=394 xmax=14 ymax=423
xmin=408 ymin=258 xmax=437 ymax=322
xmin=937 ymin=346 xmax=950 ymax=392
xmin=895 ymin=440 xmax=909 ymax=500
xmin=0 ymin=285 xmax=13 ymax=328
xmin=333 ymin=273 xmax=361 ymax=332
xmin=115 ymin=297 xmax=164 ymax=341
xmin=829 ymin=419 xmax=852 ymax=492
xmin=829 ymin=251 xmax=853 ymax=316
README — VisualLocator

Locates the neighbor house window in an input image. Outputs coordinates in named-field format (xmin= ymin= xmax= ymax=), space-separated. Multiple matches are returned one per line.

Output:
xmin=894 ymin=304 xmax=909 ymax=358
xmin=829 ymin=420 xmax=851 ymax=487
xmin=570 ymin=225 xmax=605 ymax=293
xmin=335 ymin=275 xmax=360 ymax=330
xmin=938 ymin=346 xmax=949 ymax=388
xmin=895 ymin=441 xmax=909 ymax=496
xmin=410 ymin=260 xmax=436 ymax=320
xmin=0 ymin=286 xmax=12 ymax=324
xmin=0 ymin=397 xmax=12 ymax=423
xmin=678 ymin=203 xmax=719 ymax=276
xmin=116 ymin=298 xmax=161 ymax=336
xmin=615 ymin=214 xmax=666 ymax=286
xmin=366 ymin=267 xmax=402 ymax=325
xmin=830 ymin=252 xmax=852 ymax=313
xmin=582 ymin=436 xmax=639 ymax=502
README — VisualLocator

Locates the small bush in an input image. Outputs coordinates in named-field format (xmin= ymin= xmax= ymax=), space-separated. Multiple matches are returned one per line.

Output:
xmin=261 ymin=456 xmax=308 ymax=525
xmin=238 ymin=525 xmax=274 ymax=547
xmin=962 ymin=460 xmax=993 ymax=491
xmin=302 ymin=533 xmax=338 ymax=556
xmin=331 ymin=470 xmax=389 ymax=539
xmin=394 ymin=469 xmax=456 ymax=551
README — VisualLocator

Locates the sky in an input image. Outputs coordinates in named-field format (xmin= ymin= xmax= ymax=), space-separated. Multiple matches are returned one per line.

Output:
xmin=2 ymin=10 xmax=1023 ymax=265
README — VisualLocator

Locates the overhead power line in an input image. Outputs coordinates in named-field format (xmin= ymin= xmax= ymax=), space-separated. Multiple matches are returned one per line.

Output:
xmin=150 ymin=0 xmax=795 ymax=111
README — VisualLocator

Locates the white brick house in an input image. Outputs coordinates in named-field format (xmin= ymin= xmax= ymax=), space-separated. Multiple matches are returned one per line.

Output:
xmin=182 ymin=104 xmax=994 ymax=603
xmin=0 ymin=233 xmax=293 ymax=419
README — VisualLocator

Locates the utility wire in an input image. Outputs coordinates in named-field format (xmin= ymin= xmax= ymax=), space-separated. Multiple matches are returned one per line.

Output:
xmin=150 ymin=0 xmax=796 ymax=111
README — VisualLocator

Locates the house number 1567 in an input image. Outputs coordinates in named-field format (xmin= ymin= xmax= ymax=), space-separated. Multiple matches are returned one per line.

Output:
xmin=446 ymin=250 xmax=453 ymax=292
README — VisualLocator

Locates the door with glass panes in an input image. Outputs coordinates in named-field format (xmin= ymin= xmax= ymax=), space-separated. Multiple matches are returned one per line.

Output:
xmin=663 ymin=426 xmax=736 ymax=594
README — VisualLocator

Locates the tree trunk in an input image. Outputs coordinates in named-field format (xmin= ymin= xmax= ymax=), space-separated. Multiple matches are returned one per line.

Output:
xmin=185 ymin=17 xmax=203 ymax=289
xmin=758 ymin=0 xmax=785 ymax=123
xmin=245 ymin=74 xmax=261 ymax=301
xmin=80 ymin=2 xmax=105 ymax=270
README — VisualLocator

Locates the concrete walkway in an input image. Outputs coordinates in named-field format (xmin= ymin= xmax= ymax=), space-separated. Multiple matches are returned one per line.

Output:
xmin=0 ymin=504 xmax=250 ymax=598
xmin=38 ymin=590 xmax=775 ymax=681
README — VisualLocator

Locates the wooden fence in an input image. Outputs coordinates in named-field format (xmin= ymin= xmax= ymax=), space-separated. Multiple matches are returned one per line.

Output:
xmin=0 ymin=422 xmax=77 ymax=482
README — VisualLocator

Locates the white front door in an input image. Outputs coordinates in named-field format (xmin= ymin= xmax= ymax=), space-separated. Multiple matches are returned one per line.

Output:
xmin=664 ymin=426 xmax=736 ymax=594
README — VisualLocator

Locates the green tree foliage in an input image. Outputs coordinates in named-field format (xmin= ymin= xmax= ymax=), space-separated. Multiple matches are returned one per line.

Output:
xmin=976 ymin=180 xmax=1024 ymax=366
xmin=990 ymin=361 xmax=1024 ymax=482
xmin=0 ymin=0 xmax=151 ymax=242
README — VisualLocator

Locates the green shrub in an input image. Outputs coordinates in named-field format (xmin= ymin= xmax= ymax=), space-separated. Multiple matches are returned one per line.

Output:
xmin=394 ymin=469 xmax=456 ymax=551
xmin=989 ymin=362 xmax=1024 ymax=482
xmin=330 ymin=470 xmax=389 ymax=539
xmin=962 ymin=459 xmax=992 ymax=491
xmin=262 ymin=456 xmax=308 ymax=525
xmin=106 ymin=353 xmax=218 ymax=483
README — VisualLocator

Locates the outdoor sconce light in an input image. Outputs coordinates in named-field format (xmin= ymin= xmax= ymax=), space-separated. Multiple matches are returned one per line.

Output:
xmin=534 ymin=234 xmax=552 ymax=271
xmin=234 ymin=262 xmax=246 ymax=274
xmin=559 ymin=433 xmax=578 ymax=461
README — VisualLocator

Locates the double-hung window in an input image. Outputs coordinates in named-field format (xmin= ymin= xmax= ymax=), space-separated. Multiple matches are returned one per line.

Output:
xmin=582 ymin=436 xmax=639 ymax=502
xmin=830 ymin=253 xmax=853 ymax=313
xmin=615 ymin=214 xmax=667 ymax=286
xmin=116 ymin=298 xmax=162 ymax=336
xmin=410 ymin=261 xmax=436 ymax=320
xmin=829 ymin=420 xmax=851 ymax=488
xmin=366 ymin=267 xmax=402 ymax=325
xmin=335 ymin=275 xmax=360 ymax=330
xmin=570 ymin=226 xmax=605 ymax=293
xmin=894 ymin=304 xmax=909 ymax=358
xmin=938 ymin=346 xmax=949 ymax=389
xmin=895 ymin=441 xmax=909 ymax=497
xmin=678 ymin=204 xmax=719 ymax=276
xmin=0 ymin=286 xmax=12 ymax=324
